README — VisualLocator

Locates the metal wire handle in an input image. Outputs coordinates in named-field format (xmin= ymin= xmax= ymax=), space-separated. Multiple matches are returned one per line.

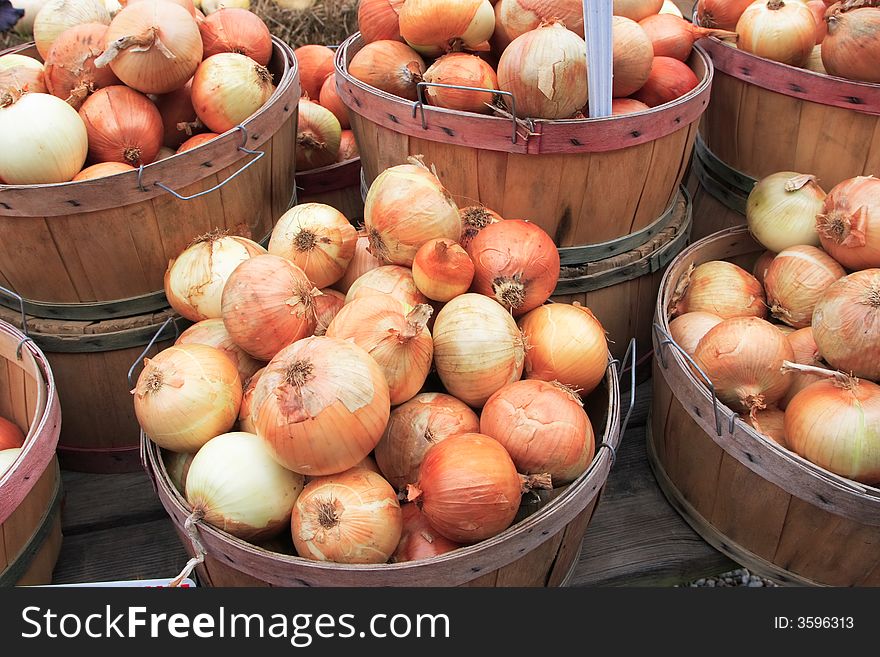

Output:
xmin=0 ymin=285 xmax=33 ymax=360
xmin=617 ymin=338 xmax=638 ymax=439
xmin=412 ymin=82 xmax=522 ymax=144
xmin=126 ymin=316 xmax=181 ymax=390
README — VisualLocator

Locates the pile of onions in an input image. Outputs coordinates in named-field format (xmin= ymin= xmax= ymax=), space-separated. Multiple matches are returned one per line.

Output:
xmin=781 ymin=327 xmax=826 ymax=408
xmin=153 ymin=79 xmax=202 ymax=149
xmin=631 ymin=56 xmax=699 ymax=107
xmin=811 ymin=269 xmax=880 ymax=381
xmin=423 ymin=52 xmax=499 ymax=113
xmin=292 ymin=44 xmax=334 ymax=100
xmin=0 ymin=92 xmax=88 ymax=184
xmin=492 ymin=0 xmax=585 ymax=52
xmin=198 ymin=7 xmax=272 ymax=66
xmin=348 ymin=40 xmax=426 ymax=101
xmin=291 ymin=468 xmax=402 ymax=563
xmin=753 ymin=250 xmax=777 ymax=285
xmin=78 ymin=85 xmax=163 ymax=165
xmin=237 ymin=367 xmax=264 ymax=433
xmin=334 ymin=234 xmax=381 ymax=294
xmin=312 ymin=288 xmax=345 ymax=336
xmin=639 ymin=13 xmax=737 ymax=61
xmin=374 ymin=392 xmax=480 ymax=490
xmin=0 ymin=55 xmax=47 ymax=95
xmin=399 ymin=0 xmax=496 ymax=57
xmin=822 ymin=4 xmax=880 ymax=83
xmin=407 ymin=432 xmax=550 ymax=544
xmin=460 ymin=205 xmax=503 ymax=252
xmin=432 ymin=293 xmax=526 ymax=407
xmin=319 ymin=73 xmax=350 ymax=129
xmin=611 ymin=16 xmax=655 ymax=98
xmin=326 ymin=296 xmax=434 ymax=405
xmin=185 ymin=431 xmax=304 ymax=540
xmin=518 ymin=302 xmax=608 ymax=396
xmin=0 ymin=416 xmax=25 ymax=451
xmin=0 ymin=448 xmax=22 ymax=478
xmin=735 ymin=0 xmax=816 ymax=67
xmin=191 ymin=52 xmax=275 ymax=134
xmin=697 ymin=0 xmax=754 ymax=30
xmin=220 ymin=254 xmax=319 ymax=361
xmin=746 ymin=172 xmax=825 ymax=253
xmin=44 ymin=22 xmax=120 ymax=109
xmin=175 ymin=318 xmax=264 ymax=384
xmin=817 ymin=176 xmax=880 ymax=270
xmin=614 ymin=0 xmax=663 ymax=22
xmin=33 ymin=0 xmax=111 ymax=58
xmin=481 ymin=379 xmax=595 ymax=485
xmin=295 ymin=99 xmax=342 ymax=171
xmin=693 ymin=316 xmax=794 ymax=415
xmin=496 ymin=21 xmax=587 ymax=119
xmin=671 ymin=260 xmax=767 ymax=320
xmin=469 ymin=219 xmax=560 ymax=316
xmin=358 ymin=0 xmax=406 ymax=43
xmin=72 ymin=161 xmax=134 ymax=180
xmin=364 ymin=158 xmax=461 ymax=266
xmin=164 ymin=231 xmax=266 ymax=322
xmin=669 ymin=311 xmax=723 ymax=357
xmin=268 ymin=203 xmax=356 ymax=288
xmin=412 ymin=238 xmax=475 ymax=302
xmin=764 ymin=245 xmax=846 ymax=328
xmin=251 ymin=336 xmax=391 ymax=475
xmin=391 ymin=503 xmax=462 ymax=562
xmin=746 ymin=406 xmax=788 ymax=447
xmin=132 ymin=343 xmax=242 ymax=452
xmin=345 ymin=265 xmax=428 ymax=307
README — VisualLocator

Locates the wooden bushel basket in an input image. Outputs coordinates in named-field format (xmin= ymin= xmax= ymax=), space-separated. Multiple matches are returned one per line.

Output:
xmin=0 ymin=320 xmax=62 ymax=586
xmin=296 ymin=158 xmax=365 ymax=225
xmin=0 ymin=37 xmax=300 ymax=322
xmin=649 ymin=226 xmax=880 ymax=586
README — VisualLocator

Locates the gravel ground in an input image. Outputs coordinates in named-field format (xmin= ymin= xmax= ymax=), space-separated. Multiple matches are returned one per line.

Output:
xmin=682 ymin=568 xmax=779 ymax=587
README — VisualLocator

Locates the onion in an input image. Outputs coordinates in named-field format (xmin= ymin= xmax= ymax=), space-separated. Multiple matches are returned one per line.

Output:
xmin=694 ymin=316 xmax=795 ymax=415
xmin=95 ymin=0 xmax=202 ymax=94
xmin=337 ymin=129 xmax=359 ymax=162
xmin=313 ymin=288 xmax=345 ymax=336
xmin=496 ymin=21 xmax=587 ymax=119
xmin=0 ymin=92 xmax=88 ymax=184
xmin=374 ymin=392 xmax=480 ymax=490
xmin=334 ymin=234 xmax=381 ymax=294
xmin=631 ymin=56 xmax=699 ymax=107
xmin=175 ymin=318 xmax=264 ymax=383
xmin=155 ymin=144 xmax=176 ymax=160
xmin=221 ymin=254 xmax=320 ymax=361
xmin=0 ymin=416 xmax=25 ymax=451
xmin=0 ymin=448 xmax=22 ymax=478
xmin=318 ymin=72 xmax=350 ymax=130
xmin=162 ymin=448 xmax=195 ymax=493
xmin=348 ymin=39 xmax=427 ymax=101
xmin=0 ymin=54 xmax=44 ymax=71
xmin=200 ymin=0 xmax=249 ymax=13
xmin=164 ymin=231 xmax=266 ymax=322
xmin=784 ymin=367 xmax=880 ymax=483
xmin=0 ymin=58 xmax=47 ymax=95
xmin=251 ymin=335 xmax=391 ymax=476
xmin=412 ymin=237 xmax=475 ymax=302
xmin=198 ymin=8 xmax=272 ymax=66
xmin=33 ymin=0 xmax=111 ymax=59
xmin=185 ymin=431 xmax=304 ymax=540
xmin=406 ymin=432 xmax=551 ymax=543
xmin=291 ymin=468 xmax=402 ymax=563
xmin=72 ymin=161 xmax=135 ymax=180
xmin=44 ymin=23 xmax=120 ymax=109
xmin=670 ymin=311 xmax=724 ymax=357
xmin=78 ymin=85 xmax=163 ymax=165
xmin=671 ymin=260 xmax=767 ymax=320
xmin=781 ymin=327 xmax=827 ymax=408
xmin=176 ymin=132 xmax=218 ymax=151
xmin=481 ymin=379 xmax=595 ymax=485
xmin=736 ymin=0 xmax=816 ymax=67
xmin=391 ymin=503 xmax=462 ymax=562
xmin=364 ymin=158 xmax=462 ymax=266
xmin=345 ymin=265 xmax=428 ymax=307
xmin=746 ymin=406 xmax=788 ymax=447
xmin=153 ymin=78 xmax=203 ymax=149
xmin=358 ymin=0 xmax=406 ymax=43
xmin=746 ymin=172 xmax=825 ymax=252
xmin=296 ymin=98 xmax=342 ymax=171
xmin=469 ymin=219 xmax=560 ymax=316
xmin=292 ymin=44 xmax=334 ymax=100
xmin=806 ymin=0 xmax=827 ymax=42
xmin=817 ymin=176 xmax=880 ymax=270
xmin=132 ymin=343 xmax=242 ymax=452
xmin=822 ymin=4 xmax=880 ymax=83
xmin=422 ymin=52 xmax=499 ymax=114
xmin=518 ymin=302 xmax=608 ymax=396
xmin=191 ymin=52 xmax=275 ymax=134
xmin=811 ymin=269 xmax=880 ymax=381
xmin=237 ymin=366 xmax=264 ymax=433
xmin=612 ymin=16 xmax=655 ymax=98
xmin=764 ymin=245 xmax=846 ymax=328
xmin=804 ymin=44 xmax=826 ymax=73
xmin=8 ymin=0 xmax=49 ymax=35
xmin=697 ymin=0 xmax=757 ymax=29
xmin=460 ymin=205 xmax=503 ymax=253
xmin=399 ymin=0 xmax=495 ymax=57
xmin=614 ymin=0 xmax=663 ymax=21
xmin=432 ymin=292 xmax=526 ymax=407
xmin=639 ymin=13 xmax=738 ymax=61
xmin=753 ymin=249 xmax=777 ymax=285
xmin=659 ymin=0 xmax=683 ymax=17
xmin=492 ymin=0 xmax=585 ymax=52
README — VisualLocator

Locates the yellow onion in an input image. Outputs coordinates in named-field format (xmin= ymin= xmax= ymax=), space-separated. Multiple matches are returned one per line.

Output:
xmin=612 ymin=16 xmax=655 ymax=98
xmin=185 ymin=431 xmax=304 ymax=540
xmin=71 ymin=162 xmax=134 ymax=181
xmin=334 ymin=234 xmax=382 ymax=294
xmin=295 ymin=98 xmax=342 ymax=171
xmin=0 ymin=416 xmax=24 ymax=451
xmin=746 ymin=406 xmax=788 ymax=447
xmin=327 ymin=296 xmax=433 ymax=405
xmin=753 ymin=249 xmax=776 ymax=286
xmin=817 ymin=176 xmax=880 ymax=270
xmin=153 ymin=78 xmax=202 ymax=149
xmin=0 ymin=54 xmax=44 ymax=71
xmin=804 ymin=43 xmax=826 ymax=73
xmin=237 ymin=366 xmax=264 ymax=433
xmin=319 ymin=72 xmax=350 ymax=130
xmin=374 ymin=392 xmax=480 ymax=491
xmin=639 ymin=13 xmax=738 ymax=61
xmin=736 ymin=0 xmax=816 ymax=67
xmin=391 ymin=503 xmax=462 ymax=563
xmin=781 ymin=327 xmax=827 ymax=408
xmin=175 ymin=318 xmax=264 ymax=383
xmin=0 ymin=92 xmax=88 ymax=184
xmin=422 ymin=52 xmax=499 ymax=114
xmin=163 ymin=448 xmax=195 ymax=493
xmin=78 ymin=84 xmax=164 ymax=166
xmin=492 ymin=0 xmax=585 ymax=52
xmin=313 ymin=288 xmax=345 ymax=337
xmin=746 ymin=172 xmax=825 ymax=252
xmin=412 ymin=238 xmax=475 ymax=302
xmin=291 ymin=468 xmax=402 ymax=563
xmin=518 ymin=302 xmax=608 ymax=397
xmin=191 ymin=52 xmax=275 ymax=134
xmin=251 ymin=336 xmax=391 ymax=476
xmin=460 ymin=205 xmax=503 ymax=253
xmin=697 ymin=0 xmax=754 ymax=29
xmin=33 ymin=0 xmax=111 ymax=58
xmin=822 ymin=5 xmax=880 ymax=83
xmin=497 ymin=21 xmax=587 ymax=119
xmin=44 ymin=23 xmax=120 ymax=109
xmin=669 ymin=311 xmax=724 ymax=357
xmin=358 ymin=0 xmax=406 ymax=43
xmin=198 ymin=7 xmax=272 ymax=66
xmin=0 ymin=58 xmax=47 ymax=95
xmin=348 ymin=39 xmax=427 ymax=101
xmin=345 ymin=265 xmax=429 ymax=307
xmin=364 ymin=158 xmax=462 ymax=266
xmin=132 ymin=343 xmax=242 ymax=452
xmin=399 ymin=0 xmax=496 ymax=57
xmin=0 ymin=448 xmax=22 ymax=478
xmin=671 ymin=260 xmax=767 ymax=320
xmin=164 ymin=231 xmax=267 ymax=322
xmin=764 ymin=245 xmax=846 ymax=328
xmin=614 ymin=0 xmax=664 ymax=21
xmin=292 ymin=44 xmax=334 ymax=101
xmin=336 ymin=129 xmax=359 ymax=162
xmin=433 ymin=293 xmax=526 ymax=407
xmin=155 ymin=144 xmax=176 ymax=160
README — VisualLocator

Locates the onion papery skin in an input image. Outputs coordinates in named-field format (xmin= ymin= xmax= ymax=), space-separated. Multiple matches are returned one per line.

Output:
xmin=164 ymin=232 xmax=267 ymax=322
xmin=481 ymin=380 xmax=595 ymax=485
xmin=295 ymin=98 xmax=342 ymax=171
xmin=33 ymin=0 xmax=111 ymax=59
xmin=697 ymin=0 xmax=754 ymax=30
xmin=374 ymin=392 xmax=480 ymax=491
xmin=518 ymin=302 xmax=608 ymax=396
xmin=336 ymin=129 xmax=359 ymax=162
xmin=162 ymin=448 xmax=195 ymax=493
xmin=817 ymin=176 xmax=880 ymax=270
xmin=326 ymin=296 xmax=434 ymax=405
xmin=313 ymin=288 xmax=345 ymax=337
xmin=432 ymin=293 xmax=526 ymax=407
xmin=612 ymin=16 xmax=655 ymax=98
xmin=764 ymin=245 xmax=846 ymax=329
xmin=0 ymin=63 xmax=47 ymax=96
xmin=186 ymin=431 xmax=304 ymax=540
xmin=423 ymin=52 xmax=499 ymax=114
xmin=753 ymin=249 xmax=777 ymax=286
xmin=746 ymin=172 xmax=825 ymax=252
xmin=822 ymin=5 xmax=880 ymax=83
xmin=736 ymin=0 xmax=816 ymax=67
xmin=319 ymin=72 xmax=350 ymax=130
xmin=460 ymin=205 xmax=503 ymax=253
xmin=220 ymin=254 xmax=320 ymax=361
xmin=399 ymin=0 xmax=496 ymax=58
xmin=72 ymin=161 xmax=135 ymax=180
xmin=492 ymin=0 xmax=585 ymax=52
xmin=671 ymin=260 xmax=767 ymax=320
xmin=639 ymin=13 xmax=737 ymax=61
xmin=175 ymin=318 xmax=264 ymax=384
xmin=133 ymin=343 xmax=243 ymax=452
xmin=614 ymin=0 xmax=664 ymax=21
xmin=268 ymin=203 xmax=357 ymax=289
xmin=358 ymin=0 xmax=406 ymax=44
xmin=412 ymin=238 xmax=475 ymax=302
xmin=631 ymin=56 xmax=699 ymax=107
xmin=154 ymin=78 xmax=202 ymax=149
xmin=694 ymin=316 xmax=795 ymax=414
xmin=669 ymin=311 xmax=724 ymax=358
xmin=251 ymin=336 xmax=391 ymax=476
xmin=43 ymin=22 xmax=119 ymax=109
xmin=191 ymin=52 xmax=275 ymax=134
xmin=348 ymin=39 xmax=427 ymax=101
xmin=392 ymin=503 xmax=462 ymax=562
xmin=345 ymin=265 xmax=428 ymax=308
xmin=237 ymin=366 xmax=264 ymax=433
xmin=469 ymin=219 xmax=560 ymax=317
xmin=785 ymin=378 xmax=880 ymax=484
xmin=334 ymin=234 xmax=382 ymax=294
xmin=176 ymin=131 xmax=218 ymax=152
xmin=292 ymin=44 xmax=335 ymax=100
xmin=198 ymin=7 xmax=272 ymax=66
xmin=291 ymin=468 xmax=402 ymax=564
xmin=746 ymin=406 xmax=788 ymax=448
xmin=811 ymin=269 xmax=880 ymax=381
xmin=78 ymin=85 xmax=163 ymax=165
xmin=364 ymin=160 xmax=462 ymax=266
xmin=0 ymin=416 xmax=25 ymax=451
xmin=781 ymin=327 xmax=826 ymax=409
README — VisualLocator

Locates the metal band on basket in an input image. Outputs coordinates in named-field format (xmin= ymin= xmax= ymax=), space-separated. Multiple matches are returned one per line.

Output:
xmin=691 ymin=137 xmax=756 ymax=216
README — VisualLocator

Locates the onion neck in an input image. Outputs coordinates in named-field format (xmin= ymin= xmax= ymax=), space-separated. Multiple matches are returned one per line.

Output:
xmin=176 ymin=118 xmax=204 ymax=137
xmin=298 ymin=131 xmax=326 ymax=152
xmin=550 ymin=381 xmax=585 ymax=405
xmin=124 ymin=146 xmax=142 ymax=165
xmin=367 ymin=227 xmax=389 ymax=263
xmin=317 ymin=499 xmax=341 ymax=529
xmin=781 ymin=360 xmax=859 ymax=389
xmin=865 ymin=286 xmax=880 ymax=308
xmin=190 ymin=227 xmax=227 ymax=247
xmin=294 ymin=229 xmax=319 ymax=253
xmin=96 ymin=27 xmax=175 ymax=69
xmin=766 ymin=0 xmax=785 ymax=10
xmin=405 ymin=483 xmax=423 ymax=504
xmin=519 ymin=472 xmax=553 ymax=493
xmin=492 ymin=275 xmax=526 ymax=312
xmin=285 ymin=359 xmax=315 ymax=388
xmin=399 ymin=304 xmax=433 ymax=342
